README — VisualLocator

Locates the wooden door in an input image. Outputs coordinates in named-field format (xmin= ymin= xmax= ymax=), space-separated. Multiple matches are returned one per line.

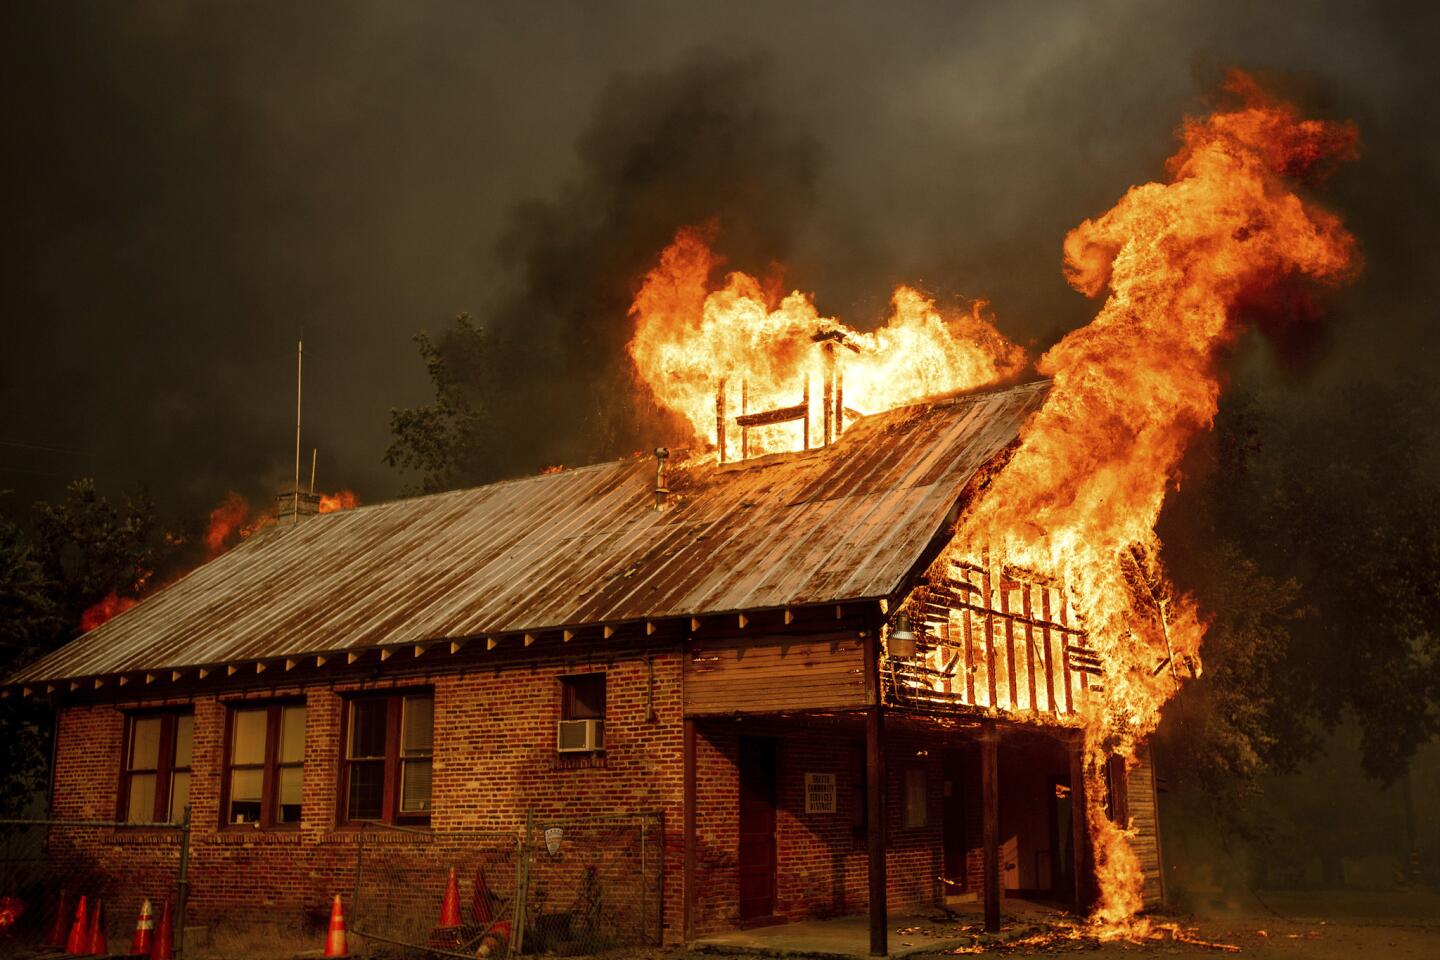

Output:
xmin=942 ymin=749 xmax=968 ymax=889
xmin=737 ymin=736 xmax=778 ymax=920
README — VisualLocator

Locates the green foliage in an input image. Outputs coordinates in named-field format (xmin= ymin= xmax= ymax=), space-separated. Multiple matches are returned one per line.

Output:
xmin=0 ymin=480 xmax=170 ymax=815
xmin=30 ymin=478 xmax=163 ymax=629
xmin=384 ymin=315 xmax=495 ymax=495
xmin=1158 ymin=377 xmax=1440 ymax=853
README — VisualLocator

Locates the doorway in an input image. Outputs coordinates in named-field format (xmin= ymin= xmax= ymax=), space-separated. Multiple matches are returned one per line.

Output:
xmin=738 ymin=736 xmax=778 ymax=920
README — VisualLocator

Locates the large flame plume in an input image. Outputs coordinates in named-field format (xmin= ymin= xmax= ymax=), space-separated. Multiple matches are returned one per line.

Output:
xmin=627 ymin=72 xmax=1357 ymax=932
xmin=953 ymin=72 xmax=1357 ymax=930
xmin=628 ymin=225 xmax=1026 ymax=457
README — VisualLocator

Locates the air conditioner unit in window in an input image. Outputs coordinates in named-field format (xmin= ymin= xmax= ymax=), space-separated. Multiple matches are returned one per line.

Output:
xmin=557 ymin=718 xmax=604 ymax=753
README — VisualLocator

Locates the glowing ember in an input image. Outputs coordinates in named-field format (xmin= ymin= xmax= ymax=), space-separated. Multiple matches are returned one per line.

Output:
xmin=628 ymin=225 xmax=1026 ymax=457
xmin=952 ymin=71 xmax=1358 ymax=932
xmin=0 ymin=895 xmax=23 ymax=931
xmin=318 ymin=490 xmax=360 ymax=513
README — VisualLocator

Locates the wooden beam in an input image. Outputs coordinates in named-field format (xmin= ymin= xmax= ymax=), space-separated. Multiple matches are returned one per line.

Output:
xmin=982 ymin=721 xmax=1001 ymax=933
xmin=683 ymin=716 xmax=697 ymax=942
xmin=983 ymin=556 xmax=998 ymax=709
xmin=867 ymin=704 xmax=887 ymax=956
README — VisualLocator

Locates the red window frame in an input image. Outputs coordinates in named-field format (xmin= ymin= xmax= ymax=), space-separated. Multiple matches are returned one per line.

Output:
xmin=560 ymin=673 xmax=605 ymax=720
xmin=220 ymin=700 xmax=306 ymax=830
xmin=118 ymin=711 xmax=192 ymax=824
xmin=337 ymin=691 xmax=433 ymax=826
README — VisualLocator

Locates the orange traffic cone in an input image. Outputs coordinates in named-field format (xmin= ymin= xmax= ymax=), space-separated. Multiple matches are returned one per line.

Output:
xmin=471 ymin=865 xmax=493 ymax=924
xmin=323 ymin=894 xmax=348 ymax=958
xmin=149 ymin=899 xmax=173 ymax=960
xmin=130 ymin=898 xmax=155 ymax=956
xmin=85 ymin=898 xmax=107 ymax=957
xmin=437 ymin=867 xmax=461 ymax=928
xmin=45 ymin=889 xmax=70 ymax=948
xmin=65 ymin=895 xmax=89 ymax=955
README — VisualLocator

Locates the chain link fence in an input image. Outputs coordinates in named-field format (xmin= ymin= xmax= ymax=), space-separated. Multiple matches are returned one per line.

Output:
xmin=353 ymin=810 xmax=663 ymax=958
xmin=0 ymin=815 xmax=191 ymax=954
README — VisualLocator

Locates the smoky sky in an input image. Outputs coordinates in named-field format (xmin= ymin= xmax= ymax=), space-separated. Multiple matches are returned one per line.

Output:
xmin=1 ymin=0 xmax=1436 ymax=521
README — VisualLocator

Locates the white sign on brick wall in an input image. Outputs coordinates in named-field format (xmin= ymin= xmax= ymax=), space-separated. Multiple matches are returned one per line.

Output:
xmin=805 ymin=772 xmax=836 ymax=814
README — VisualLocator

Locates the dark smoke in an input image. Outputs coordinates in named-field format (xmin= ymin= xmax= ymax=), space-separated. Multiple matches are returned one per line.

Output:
xmin=470 ymin=52 xmax=820 ymax=476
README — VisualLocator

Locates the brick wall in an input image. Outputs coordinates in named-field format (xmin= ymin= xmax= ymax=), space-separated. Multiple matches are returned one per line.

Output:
xmin=690 ymin=718 xmax=950 ymax=935
xmin=48 ymin=652 xmax=684 ymax=942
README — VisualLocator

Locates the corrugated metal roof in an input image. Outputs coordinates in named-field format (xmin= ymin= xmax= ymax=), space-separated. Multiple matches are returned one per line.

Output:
xmin=9 ymin=380 xmax=1050 ymax=684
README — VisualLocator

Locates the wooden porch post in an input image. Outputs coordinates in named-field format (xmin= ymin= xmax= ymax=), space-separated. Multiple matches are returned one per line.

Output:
xmin=864 ymin=617 xmax=887 ymax=956
xmin=684 ymin=716 xmax=697 ymax=941
xmin=981 ymin=721 xmax=1000 ymax=933
xmin=867 ymin=705 xmax=887 ymax=956
xmin=1070 ymin=735 xmax=1089 ymax=912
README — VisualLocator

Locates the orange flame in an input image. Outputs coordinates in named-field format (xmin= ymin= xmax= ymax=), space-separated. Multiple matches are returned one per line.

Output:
xmin=318 ymin=490 xmax=360 ymax=513
xmin=952 ymin=71 xmax=1358 ymax=932
xmin=205 ymin=491 xmax=251 ymax=556
xmin=628 ymin=225 xmax=1026 ymax=456
xmin=79 ymin=591 xmax=139 ymax=631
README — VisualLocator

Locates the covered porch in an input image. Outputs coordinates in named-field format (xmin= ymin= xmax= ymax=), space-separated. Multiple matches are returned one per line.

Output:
xmin=681 ymin=707 xmax=1091 ymax=956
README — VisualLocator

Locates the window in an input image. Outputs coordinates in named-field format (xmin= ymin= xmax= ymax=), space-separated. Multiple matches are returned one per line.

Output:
xmin=342 ymin=692 xmax=433 ymax=824
xmin=121 ymin=712 xmax=193 ymax=824
xmin=223 ymin=702 xmax=306 ymax=828
xmin=903 ymin=767 xmax=928 ymax=829
xmin=560 ymin=673 xmax=605 ymax=720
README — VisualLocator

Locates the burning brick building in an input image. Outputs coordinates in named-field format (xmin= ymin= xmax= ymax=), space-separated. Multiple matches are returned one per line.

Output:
xmin=6 ymin=378 xmax=1163 ymax=953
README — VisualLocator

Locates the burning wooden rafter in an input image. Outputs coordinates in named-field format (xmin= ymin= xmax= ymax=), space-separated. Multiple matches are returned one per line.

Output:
xmin=883 ymin=555 xmax=1098 ymax=719
xmin=715 ymin=327 xmax=857 ymax=464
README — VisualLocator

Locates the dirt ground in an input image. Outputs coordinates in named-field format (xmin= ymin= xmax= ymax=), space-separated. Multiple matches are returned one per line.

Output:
xmin=897 ymin=890 xmax=1440 ymax=959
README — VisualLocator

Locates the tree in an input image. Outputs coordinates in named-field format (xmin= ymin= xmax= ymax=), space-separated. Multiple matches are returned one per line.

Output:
xmin=384 ymin=315 xmax=496 ymax=495
xmin=29 ymin=478 xmax=163 ymax=629
xmin=0 ymin=480 xmax=172 ymax=815
xmin=0 ymin=517 xmax=61 ymax=814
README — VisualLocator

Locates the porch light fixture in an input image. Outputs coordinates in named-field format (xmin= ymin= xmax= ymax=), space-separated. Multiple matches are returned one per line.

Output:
xmin=888 ymin=612 xmax=917 ymax=658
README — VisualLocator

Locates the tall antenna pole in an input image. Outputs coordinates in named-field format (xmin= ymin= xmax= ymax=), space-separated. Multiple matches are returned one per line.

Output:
xmin=293 ymin=338 xmax=303 ymax=524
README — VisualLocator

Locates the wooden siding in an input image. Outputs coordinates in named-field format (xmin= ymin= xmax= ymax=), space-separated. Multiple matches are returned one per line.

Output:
xmin=684 ymin=632 xmax=867 ymax=716
xmin=1128 ymin=746 xmax=1166 ymax=908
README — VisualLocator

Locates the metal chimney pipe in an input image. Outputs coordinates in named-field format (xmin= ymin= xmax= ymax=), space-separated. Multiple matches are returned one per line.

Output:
xmin=653 ymin=447 xmax=670 ymax=511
